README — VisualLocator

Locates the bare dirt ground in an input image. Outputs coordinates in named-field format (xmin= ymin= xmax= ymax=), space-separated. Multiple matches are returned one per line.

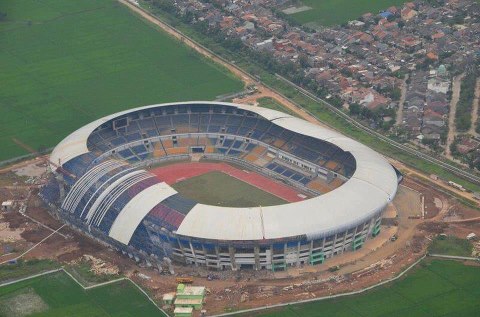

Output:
xmin=0 ymin=152 xmax=479 ymax=316
xmin=391 ymin=158 xmax=480 ymax=205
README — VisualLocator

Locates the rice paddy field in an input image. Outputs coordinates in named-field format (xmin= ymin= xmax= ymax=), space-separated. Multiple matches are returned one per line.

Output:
xmin=288 ymin=0 xmax=407 ymax=26
xmin=0 ymin=0 xmax=242 ymax=161
xmin=172 ymin=171 xmax=287 ymax=207
xmin=0 ymin=271 xmax=163 ymax=317
xmin=243 ymin=260 xmax=480 ymax=317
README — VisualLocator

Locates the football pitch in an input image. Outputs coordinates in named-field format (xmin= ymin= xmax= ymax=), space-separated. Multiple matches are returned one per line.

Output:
xmin=245 ymin=260 xmax=480 ymax=317
xmin=289 ymin=0 xmax=407 ymax=26
xmin=171 ymin=171 xmax=287 ymax=207
xmin=0 ymin=271 xmax=163 ymax=317
xmin=0 ymin=0 xmax=242 ymax=161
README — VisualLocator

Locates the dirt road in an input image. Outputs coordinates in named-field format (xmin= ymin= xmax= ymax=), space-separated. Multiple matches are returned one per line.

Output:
xmin=445 ymin=73 xmax=465 ymax=159
xmin=395 ymin=74 xmax=408 ymax=126
xmin=0 ymin=155 xmax=49 ymax=174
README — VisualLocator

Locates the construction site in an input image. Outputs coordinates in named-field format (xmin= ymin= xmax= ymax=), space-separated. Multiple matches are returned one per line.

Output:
xmin=0 ymin=149 xmax=479 ymax=316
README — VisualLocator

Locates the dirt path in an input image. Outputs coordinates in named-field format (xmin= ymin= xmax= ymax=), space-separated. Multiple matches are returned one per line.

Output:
xmin=445 ymin=73 xmax=465 ymax=159
xmin=395 ymin=74 xmax=408 ymax=126
xmin=0 ymin=155 xmax=49 ymax=173
xmin=468 ymin=78 xmax=480 ymax=137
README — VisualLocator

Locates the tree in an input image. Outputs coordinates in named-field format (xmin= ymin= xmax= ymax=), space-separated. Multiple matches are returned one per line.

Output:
xmin=298 ymin=54 xmax=309 ymax=69
xmin=349 ymin=103 xmax=361 ymax=115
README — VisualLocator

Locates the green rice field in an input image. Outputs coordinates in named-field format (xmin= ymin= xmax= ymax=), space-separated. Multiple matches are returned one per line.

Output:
xmin=241 ymin=260 xmax=480 ymax=317
xmin=172 ymin=171 xmax=287 ymax=208
xmin=289 ymin=0 xmax=407 ymax=26
xmin=0 ymin=0 xmax=242 ymax=161
xmin=0 ymin=271 xmax=163 ymax=317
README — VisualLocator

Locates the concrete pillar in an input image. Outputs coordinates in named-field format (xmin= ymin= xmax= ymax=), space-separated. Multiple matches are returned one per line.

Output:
xmin=332 ymin=233 xmax=338 ymax=256
xmin=176 ymin=237 xmax=187 ymax=263
xmin=340 ymin=231 xmax=348 ymax=254
xmin=229 ymin=246 xmax=237 ymax=270
xmin=188 ymin=241 xmax=198 ymax=266
xmin=254 ymin=246 xmax=260 ymax=270
xmin=296 ymin=241 xmax=301 ymax=267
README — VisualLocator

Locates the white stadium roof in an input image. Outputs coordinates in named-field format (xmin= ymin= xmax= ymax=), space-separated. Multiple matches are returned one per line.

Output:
xmin=51 ymin=101 xmax=398 ymax=243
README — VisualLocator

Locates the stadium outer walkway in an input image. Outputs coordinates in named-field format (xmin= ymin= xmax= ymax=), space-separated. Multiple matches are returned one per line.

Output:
xmin=150 ymin=162 xmax=306 ymax=202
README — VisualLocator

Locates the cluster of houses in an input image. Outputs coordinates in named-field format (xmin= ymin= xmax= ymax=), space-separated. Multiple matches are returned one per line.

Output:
xmin=403 ymin=65 xmax=450 ymax=142
xmin=169 ymin=0 xmax=479 ymax=143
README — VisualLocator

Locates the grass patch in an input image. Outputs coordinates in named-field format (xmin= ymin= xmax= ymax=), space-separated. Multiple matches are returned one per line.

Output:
xmin=257 ymin=97 xmax=299 ymax=117
xmin=242 ymin=260 xmax=480 ymax=317
xmin=0 ymin=0 xmax=243 ymax=161
xmin=0 ymin=271 xmax=162 ymax=317
xmin=0 ymin=259 xmax=58 ymax=283
xmin=289 ymin=0 xmax=407 ymax=26
xmin=172 ymin=171 xmax=287 ymax=207
xmin=428 ymin=236 xmax=473 ymax=257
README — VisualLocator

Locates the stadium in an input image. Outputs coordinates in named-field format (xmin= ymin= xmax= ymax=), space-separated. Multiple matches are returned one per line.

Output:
xmin=40 ymin=101 xmax=401 ymax=271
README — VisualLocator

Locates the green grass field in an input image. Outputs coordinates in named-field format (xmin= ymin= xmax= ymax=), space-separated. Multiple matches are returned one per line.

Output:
xmin=0 ymin=271 xmax=162 ymax=317
xmin=0 ymin=0 xmax=242 ymax=161
xmin=242 ymin=260 xmax=480 ymax=317
xmin=428 ymin=236 xmax=473 ymax=257
xmin=289 ymin=0 xmax=407 ymax=26
xmin=171 ymin=171 xmax=287 ymax=207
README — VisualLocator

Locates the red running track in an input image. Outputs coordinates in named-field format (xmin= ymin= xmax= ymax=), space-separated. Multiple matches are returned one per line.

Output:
xmin=150 ymin=162 xmax=306 ymax=203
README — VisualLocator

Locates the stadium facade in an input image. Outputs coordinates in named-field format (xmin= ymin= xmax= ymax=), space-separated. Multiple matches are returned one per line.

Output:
xmin=41 ymin=102 xmax=401 ymax=271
